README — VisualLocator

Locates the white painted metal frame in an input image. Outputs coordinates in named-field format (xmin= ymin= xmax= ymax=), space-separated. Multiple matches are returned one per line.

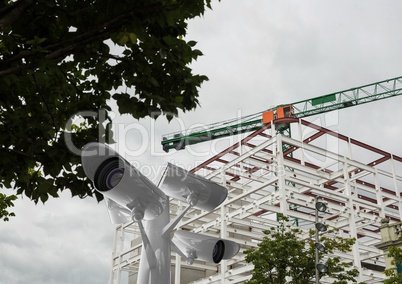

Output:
xmin=109 ymin=118 xmax=402 ymax=284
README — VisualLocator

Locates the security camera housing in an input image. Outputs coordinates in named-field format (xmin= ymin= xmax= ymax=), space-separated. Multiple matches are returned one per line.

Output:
xmin=159 ymin=163 xmax=228 ymax=212
xmin=172 ymin=230 xmax=240 ymax=264
xmin=81 ymin=143 xmax=167 ymax=221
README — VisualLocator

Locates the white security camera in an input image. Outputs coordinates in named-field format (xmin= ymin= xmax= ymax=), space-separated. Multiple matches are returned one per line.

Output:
xmin=103 ymin=197 xmax=132 ymax=224
xmin=81 ymin=143 xmax=167 ymax=222
xmin=159 ymin=163 xmax=227 ymax=212
xmin=172 ymin=230 xmax=240 ymax=264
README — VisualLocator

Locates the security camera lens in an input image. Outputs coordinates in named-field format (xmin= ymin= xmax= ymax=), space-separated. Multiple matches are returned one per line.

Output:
xmin=94 ymin=157 xmax=124 ymax=192
xmin=212 ymin=240 xmax=225 ymax=263
xmin=107 ymin=168 xmax=124 ymax=188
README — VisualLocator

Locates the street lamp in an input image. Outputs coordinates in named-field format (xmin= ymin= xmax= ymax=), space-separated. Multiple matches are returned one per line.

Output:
xmin=315 ymin=242 xmax=326 ymax=253
xmin=316 ymin=262 xmax=329 ymax=273
xmin=315 ymin=201 xmax=327 ymax=212
xmin=315 ymin=222 xmax=327 ymax=232
xmin=315 ymin=198 xmax=328 ymax=284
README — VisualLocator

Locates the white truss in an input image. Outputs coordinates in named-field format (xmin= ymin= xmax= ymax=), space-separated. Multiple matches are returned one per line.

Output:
xmin=109 ymin=118 xmax=402 ymax=284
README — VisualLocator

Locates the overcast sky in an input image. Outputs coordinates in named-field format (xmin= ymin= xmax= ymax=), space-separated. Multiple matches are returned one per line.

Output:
xmin=2 ymin=1 xmax=402 ymax=283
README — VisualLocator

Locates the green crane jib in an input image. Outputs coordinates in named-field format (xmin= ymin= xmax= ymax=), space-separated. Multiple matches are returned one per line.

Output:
xmin=162 ymin=76 xmax=402 ymax=152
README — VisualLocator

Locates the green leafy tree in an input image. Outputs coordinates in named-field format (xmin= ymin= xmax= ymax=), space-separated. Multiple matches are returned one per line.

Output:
xmin=0 ymin=193 xmax=17 ymax=221
xmin=244 ymin=217 xmax=360 ymax=284
xmin=0 ymin=0 xmax=215 ymax=217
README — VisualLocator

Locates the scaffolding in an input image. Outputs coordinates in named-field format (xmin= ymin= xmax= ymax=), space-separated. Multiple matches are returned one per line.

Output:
xmin=109 ymin=117 xmax=402 ymax=283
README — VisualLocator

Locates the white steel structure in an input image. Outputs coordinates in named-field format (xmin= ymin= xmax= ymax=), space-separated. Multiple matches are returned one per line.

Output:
xmin=109 ymin=117 xmax=402 ymax=284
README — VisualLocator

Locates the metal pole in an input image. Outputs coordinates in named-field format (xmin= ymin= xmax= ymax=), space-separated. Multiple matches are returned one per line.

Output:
xmin=315 ymin=198 xmax=319 ymax=284
xmin=137 ymin=201 xmax=171 ymax=284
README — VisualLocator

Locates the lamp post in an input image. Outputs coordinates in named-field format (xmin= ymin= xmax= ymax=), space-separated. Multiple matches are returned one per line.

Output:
xmin=315 ymin=198 xmax=328 ymax=284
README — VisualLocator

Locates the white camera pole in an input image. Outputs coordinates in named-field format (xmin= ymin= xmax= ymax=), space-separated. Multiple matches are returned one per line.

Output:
xmin=136 ymin=203 xmax=170 ymax=283
xmin=136 ymin=201 xmax=193 ymax=283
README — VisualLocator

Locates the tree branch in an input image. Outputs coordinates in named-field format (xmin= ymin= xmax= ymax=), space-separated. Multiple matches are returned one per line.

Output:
xmin=43 ymin=3 xmax=163 ymax=57
xmin=0 ymin=3 xmax=163 ymax=77
xmin=1 ymin=147 xmax=34 ymax=158
xmin=0 ymin=0 xmax=35 ymax=31
xmin=31 ymin=73 xmax=59 ymax=133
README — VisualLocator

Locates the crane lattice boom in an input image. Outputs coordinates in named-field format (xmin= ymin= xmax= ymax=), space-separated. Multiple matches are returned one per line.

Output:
xmin=162 ymin=76 xmax=402 ymax=152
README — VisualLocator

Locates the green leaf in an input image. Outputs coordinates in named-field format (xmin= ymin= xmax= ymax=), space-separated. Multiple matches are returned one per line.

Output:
xmin=116 ymin=32 xmax=129 ymax=46
xmin=187 ymin=40 xmax=197 ymax=47
xmin=40 ymin=193 xmax=49 ymax=203
xmin=175 ymin=96 xmax=183 ymax=104
xmin=26 ymin=36 xmax=47 ymax=45
xmin=0 ymin=193 xmax=17 ymax=221
xmin=129 ymin=33 xmax=137 ymax=44
xmin=149 ymin=76 xmax=159 ymax=87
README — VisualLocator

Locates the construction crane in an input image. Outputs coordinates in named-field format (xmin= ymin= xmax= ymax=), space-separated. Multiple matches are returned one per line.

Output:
xmin=162 ymin=76 xmax=402 ymax=152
